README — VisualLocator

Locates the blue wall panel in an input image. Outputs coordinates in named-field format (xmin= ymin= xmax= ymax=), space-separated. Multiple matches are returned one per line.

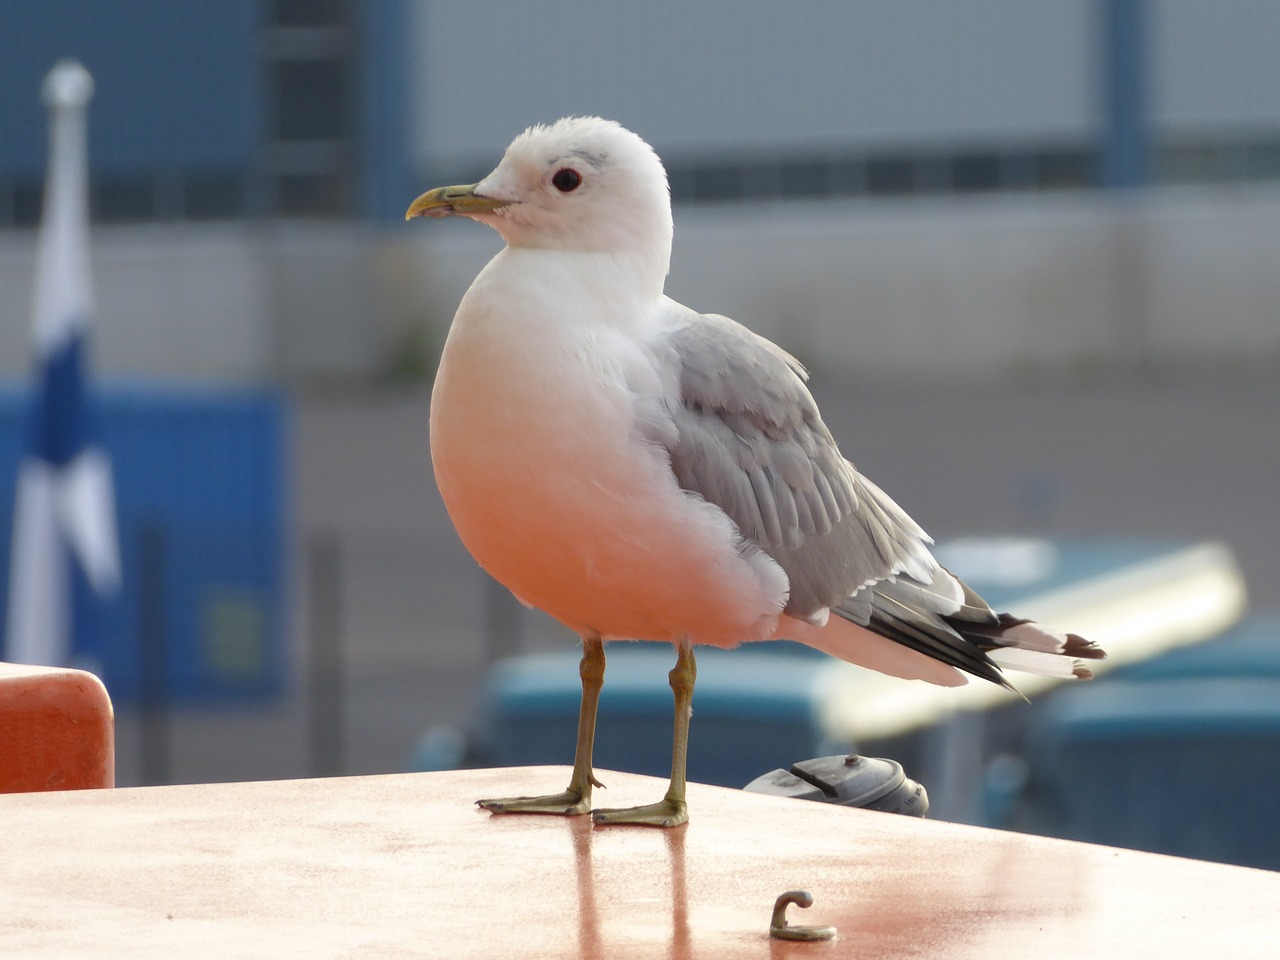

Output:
xmin=0 ymin=0 xmax=259 ymax=177
xmin=0 ymin=385 xmax=288 ymax=702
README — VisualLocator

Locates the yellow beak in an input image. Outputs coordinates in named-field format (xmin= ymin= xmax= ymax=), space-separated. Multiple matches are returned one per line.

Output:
xmin=404 ymin=183 xmax=511 ymax=220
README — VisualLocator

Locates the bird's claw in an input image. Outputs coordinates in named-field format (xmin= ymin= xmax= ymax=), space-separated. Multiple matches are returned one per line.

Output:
xmin=476 ymin=789 xmax=593 ymax=817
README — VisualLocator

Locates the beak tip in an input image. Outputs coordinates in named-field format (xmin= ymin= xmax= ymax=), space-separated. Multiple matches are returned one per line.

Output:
xmin=404 ymin=191 xmax=438 ymax=222
xmin=404 ymin=197 xmax=432 ymax=221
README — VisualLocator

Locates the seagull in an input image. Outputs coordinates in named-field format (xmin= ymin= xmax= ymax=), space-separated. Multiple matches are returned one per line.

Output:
xmin=406 ymin=117 xmax=1104 ymax=827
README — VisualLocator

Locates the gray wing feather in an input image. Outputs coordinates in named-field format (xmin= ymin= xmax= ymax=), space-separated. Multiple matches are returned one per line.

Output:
xmin=650 ymin=308 xmax=935 ymax=621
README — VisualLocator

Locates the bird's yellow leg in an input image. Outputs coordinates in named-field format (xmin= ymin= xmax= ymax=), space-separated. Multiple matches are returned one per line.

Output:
xmin=593 ymin=642 xmax=695 ymax=828
xmin=477 ymin=636 xmax=606 ymax=816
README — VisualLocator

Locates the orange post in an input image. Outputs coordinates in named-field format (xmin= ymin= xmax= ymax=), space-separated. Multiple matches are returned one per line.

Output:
xmin=0 ymin=662 xmax=114 ymax=793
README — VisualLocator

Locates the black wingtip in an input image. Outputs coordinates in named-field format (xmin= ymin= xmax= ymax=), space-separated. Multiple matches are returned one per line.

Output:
xmin=1065 ymin=632 xmax=1107 ymax=660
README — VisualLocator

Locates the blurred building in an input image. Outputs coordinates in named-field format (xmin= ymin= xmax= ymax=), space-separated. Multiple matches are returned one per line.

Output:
xmin=1 ymin=0 xmax=1279 ymax=381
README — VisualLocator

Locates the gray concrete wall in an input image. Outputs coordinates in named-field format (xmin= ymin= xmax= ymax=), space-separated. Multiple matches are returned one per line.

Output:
xmin=2 ymin=185 xmax=1278 ymax=385
xmin=408 ymin=0 xmax=1280 ymax=176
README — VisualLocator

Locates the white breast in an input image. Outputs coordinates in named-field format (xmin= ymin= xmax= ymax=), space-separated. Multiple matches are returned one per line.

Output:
xmin=429 ymin=250 xmax=787 ymax=646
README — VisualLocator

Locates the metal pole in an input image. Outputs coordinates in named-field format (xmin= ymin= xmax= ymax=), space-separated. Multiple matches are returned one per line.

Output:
xmin=138 ymin=521 xmax=171 ymax=786
xmin=358 ymin=0 xmax=412 ymax=222
xmin=307 ymin=531 xmax=345 ymax=777
xmin=1099 ymin=0 xmax=1151 ymax=189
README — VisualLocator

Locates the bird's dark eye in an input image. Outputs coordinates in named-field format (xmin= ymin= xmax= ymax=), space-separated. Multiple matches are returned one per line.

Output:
xmin=552 ymin=168 xmax=582 ymax=193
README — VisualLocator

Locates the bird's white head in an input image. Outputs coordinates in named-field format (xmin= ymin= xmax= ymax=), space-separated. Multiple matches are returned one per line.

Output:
xmin=407 ymin=117 xmax=674 ymax=277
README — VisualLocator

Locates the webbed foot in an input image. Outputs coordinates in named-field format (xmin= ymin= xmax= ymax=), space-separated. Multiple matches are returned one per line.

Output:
xmin=591 ymin=796 xmax=687 ymax=828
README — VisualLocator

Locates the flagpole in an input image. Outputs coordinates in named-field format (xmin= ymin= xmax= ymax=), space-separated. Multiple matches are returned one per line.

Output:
xmin=5 ymin=61 xmax=120 ymax=667
xmin=32 ymin=62 xmax=95 ymax=356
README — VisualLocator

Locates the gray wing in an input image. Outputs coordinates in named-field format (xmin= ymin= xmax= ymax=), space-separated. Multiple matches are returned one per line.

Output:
xmin=649 ymin=306 xmax=936 ymax=622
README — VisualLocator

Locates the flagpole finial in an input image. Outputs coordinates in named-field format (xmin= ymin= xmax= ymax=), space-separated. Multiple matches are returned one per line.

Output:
xmin=42 ymin=59 xmax=94 ymax=111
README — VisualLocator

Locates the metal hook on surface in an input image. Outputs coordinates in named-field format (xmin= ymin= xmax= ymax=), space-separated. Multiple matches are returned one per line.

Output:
xmin=769 ymin=890 xmax=836 ymax=942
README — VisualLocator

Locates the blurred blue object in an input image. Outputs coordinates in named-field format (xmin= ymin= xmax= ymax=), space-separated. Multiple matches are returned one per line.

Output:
xmin=1107 ymin=615 xmax=1280 ymax=682
xmin=410 ymin=725 xmax=470 ymax=773
xmin=1004 ymin=671 xmax=1280 ymax=871
xmin=1 ymin=385 xmax=288 ymax=702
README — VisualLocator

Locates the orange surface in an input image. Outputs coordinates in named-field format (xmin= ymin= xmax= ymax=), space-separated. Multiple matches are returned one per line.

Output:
xmin=0 ymin=662 xmax=114 ymax=793
xmin=3 ymin=766 xmax=1279 ymax=958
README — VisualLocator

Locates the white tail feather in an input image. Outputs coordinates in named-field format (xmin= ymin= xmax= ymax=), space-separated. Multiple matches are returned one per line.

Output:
xmin=987 ymin=646 xmax=1080 ymax=679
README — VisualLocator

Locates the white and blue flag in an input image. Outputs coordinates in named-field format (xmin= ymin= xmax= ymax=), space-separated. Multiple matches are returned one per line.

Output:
xmin=5 ymin=61 xmax=120 ymax=667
